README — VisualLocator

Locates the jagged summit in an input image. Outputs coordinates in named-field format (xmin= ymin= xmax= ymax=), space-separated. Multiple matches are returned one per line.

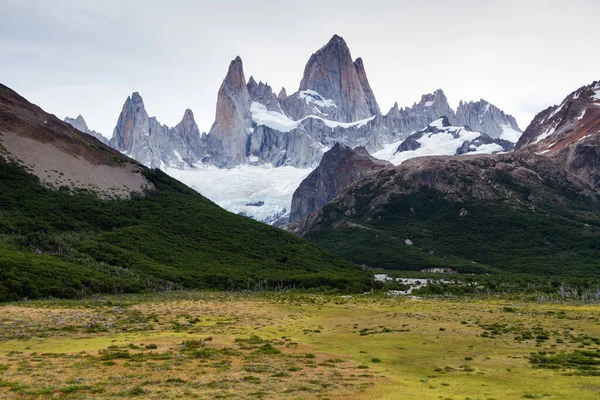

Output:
xmin=223 ymin=56 xmax=247 ymax=92
xmin=109 ymin=92 xmax=204 ymax=168
xmin=278 ymin=87 xmax=288 ymax=101
xmin=515 ymin=80 xmax=600 ymax=153
xmin=297 ymin=34 xmax=379 ymax=122
xmin=64 ymin=114 xmax=109 ymax=146
xmin=456 ymin=98 xmax=521 ymax=141
xmin=65 ymin=114 xmax=89 ymax=132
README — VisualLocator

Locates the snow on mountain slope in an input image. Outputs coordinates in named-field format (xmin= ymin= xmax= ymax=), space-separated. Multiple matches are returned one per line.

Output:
xmin=165 ymin=164 xmax=312 ymax=224
xmin=250 ymin=99 xmax=376 ymax=134
xmin=373 ymin=118 xmax=506 ymax=165
xmin=500 ymin=125 xmax=522 ymax=142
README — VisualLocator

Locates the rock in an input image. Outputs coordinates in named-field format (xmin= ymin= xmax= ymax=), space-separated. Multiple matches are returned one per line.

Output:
xmin=110 ymin=93 xmax=204 ymax=168
xmin=404 ymin=239 xmax=414 ymax=246
xmin=354 ymin=57 xmax=381 ymax=116
xmin=207 ymin=56 xmax=252 ymax=166
xmin=64 ymin=115 xmax=109 ymax=145
xmin=278 ymin=87 xmax=288 ymax=101
xmin=516 ymin=81 xmax=600 ymax=154
xmin=289 ymin=143 xmax=391 ymax=222
xmin=455 ymin=99 xmax=522 ymax=140
xmin=295 ymin=34 xmax=379 ymax=122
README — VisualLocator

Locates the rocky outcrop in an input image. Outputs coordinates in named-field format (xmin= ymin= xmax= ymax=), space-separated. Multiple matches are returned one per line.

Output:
xmin=110 ymin=92 xmax=150 ymax=158
xmin=248 ymin=78 xmax=280 ymax=112
xmin=278 ymin=87 xmax=288 ymax=101
xmin=64 ymin=115 xmax=110 ymax=145
xmin=353 ymin=57 xmax=381 ymax=116
xmin=207 ymin=56 xmax=252 ymax=166
xmin=409 ymin=89 xmax=455 ymax=124
xmin=294 ymin=34 xmax=379 ymax=122
xmin=455 ymin=99 xmax=522 ymax=141
xmin=516 ymin=81 xmax=600 ymax=154
xmin=289 ymin=143 xmax=391 ymax=222
xmin=110 ymin=93 xmax=204 ymax=169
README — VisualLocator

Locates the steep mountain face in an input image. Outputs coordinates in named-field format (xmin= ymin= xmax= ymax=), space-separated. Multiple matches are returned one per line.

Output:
xmin=64 ymin=115 xmax=109 ymax=145
xmin=289 ymin=144 xmax=391 ymax=222
xmin=110 ymin=93 xmax=205 ymax=169
xmin=515 ymin=81 xmax=600 ymax=154
xmin=294 ymin=81 xmax=600 ymax=278
xmin=294 ymin=35 xmax=379 ymax=122
xmin=0 ymin=84 xmax=373 ymax=301
xmin=206 ymin=56 xmax=253 ymax=166
xmin=455 ymin=99 xmax=522 ymax=141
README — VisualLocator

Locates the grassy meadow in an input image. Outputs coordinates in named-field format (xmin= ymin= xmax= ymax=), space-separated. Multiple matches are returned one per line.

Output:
xmin=0 ymin=292 xmax=599 ymax=399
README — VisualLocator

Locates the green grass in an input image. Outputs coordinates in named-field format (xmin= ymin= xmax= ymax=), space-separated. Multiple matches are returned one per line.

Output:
xmin=0 ymin=159 xmax=373 ymax=301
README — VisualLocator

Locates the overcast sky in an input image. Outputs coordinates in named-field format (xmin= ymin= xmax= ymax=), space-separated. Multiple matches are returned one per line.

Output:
xmin=1 ymin=0 xmax=599 ymax=138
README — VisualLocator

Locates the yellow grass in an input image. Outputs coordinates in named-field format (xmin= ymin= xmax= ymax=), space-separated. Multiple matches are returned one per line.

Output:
xmin=0 ymin=292 xmax=598 ymax=399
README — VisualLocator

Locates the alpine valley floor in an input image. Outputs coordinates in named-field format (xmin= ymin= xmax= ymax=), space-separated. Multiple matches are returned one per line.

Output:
xmin=0 ymin=292 xmax=599 ymax=399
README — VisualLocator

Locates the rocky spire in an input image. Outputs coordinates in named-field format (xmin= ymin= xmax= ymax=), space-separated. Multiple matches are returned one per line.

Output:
xmin=278 ymin=87 xmax=288 ymax=101
xmin=298 ymin=34 xmax=375 ymax=122
xmin=208 ymin=56 xmax=252 ymax=165
xmin=411 ymin=89 xmax=455 ymax=122
xmin=110 ymin=92 xmax=149 ymax=154
xmin=353 ymin=57 xmax=381 ymax=116
xmin=65 ymin=115 xmax=89 ymax=133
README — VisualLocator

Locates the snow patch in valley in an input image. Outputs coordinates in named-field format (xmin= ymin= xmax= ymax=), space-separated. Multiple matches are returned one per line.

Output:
xmin=593 ymin=89 xmax=600 ymax=100
xmin=164 ymin=164 xmax=312 ymax=223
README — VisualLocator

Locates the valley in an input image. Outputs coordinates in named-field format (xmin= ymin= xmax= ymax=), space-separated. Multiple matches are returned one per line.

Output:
xmin=0 ymin=292 xmax=599 ymax=399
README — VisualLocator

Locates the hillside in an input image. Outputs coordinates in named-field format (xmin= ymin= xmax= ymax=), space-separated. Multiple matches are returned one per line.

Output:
xmin=296 ymin=82 xmax=600 ymax=278
xmin=0 ymin=84 xmax=373 ymax=301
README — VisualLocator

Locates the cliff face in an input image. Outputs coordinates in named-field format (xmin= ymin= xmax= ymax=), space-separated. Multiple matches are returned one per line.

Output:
xmin=296 ymin=35 xmax=379 ymax=123
xmin=110 ymin=93 xmax=204 ymax=169
xmin=207 ymin=56 xmax=252 ymax=166
xmin=455 ymin=99 xmax=522 ymax=141
xmin=289 ymin=143 xmax=391 ymax=222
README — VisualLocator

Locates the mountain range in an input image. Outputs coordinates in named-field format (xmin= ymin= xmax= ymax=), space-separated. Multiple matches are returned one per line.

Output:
xmin=65 ymin=35 xmax=522 ymax=224
xmin=291 ymin=80 xmax=600 ymax=277
xmin=1 ymin=34 xmax=599 ymax=301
